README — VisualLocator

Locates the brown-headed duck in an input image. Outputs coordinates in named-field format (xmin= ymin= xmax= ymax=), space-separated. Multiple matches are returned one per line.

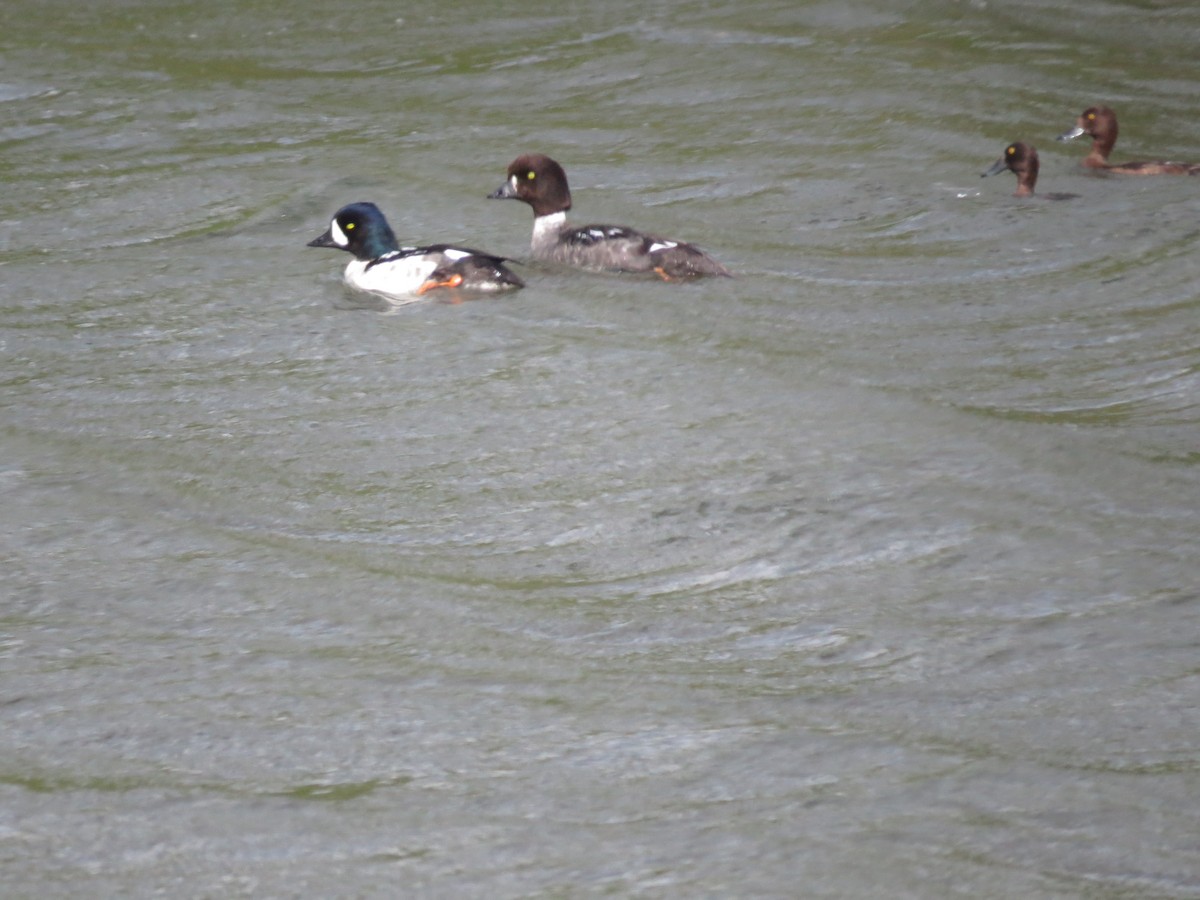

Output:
xmin=981 ymin=142 xmax=1078 ymax=200
xmin=1057 ymin=106 xmax=1200 ymax=175
xmin=488 ymin=154 xmax=731 ymax=280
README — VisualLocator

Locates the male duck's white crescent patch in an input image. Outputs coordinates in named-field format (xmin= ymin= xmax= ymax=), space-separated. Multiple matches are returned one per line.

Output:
xmin=330 ymin=218 xmax=350 ymax=247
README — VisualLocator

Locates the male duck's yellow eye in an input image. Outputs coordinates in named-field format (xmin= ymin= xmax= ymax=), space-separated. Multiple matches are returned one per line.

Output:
xmin=527 ymin=171 xmax=536 ymax=180
xmin=345 ymin=222 xmax=355 ymax=230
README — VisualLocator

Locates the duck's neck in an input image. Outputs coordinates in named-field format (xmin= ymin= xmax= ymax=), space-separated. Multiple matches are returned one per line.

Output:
xmin=1014 ymin=160 xmax=1038 ymax=197
xmin=1085 ymin=129 xmax=1117 ymax=167
xmin=532 ymin=211 xmax=568 ymax=253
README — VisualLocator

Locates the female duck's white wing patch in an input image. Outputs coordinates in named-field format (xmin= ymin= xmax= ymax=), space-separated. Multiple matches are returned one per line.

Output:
xmin=566 ymin=224 xmax=640 ymax=246
xmin=647 ymin=240 xmax=678 ymax=253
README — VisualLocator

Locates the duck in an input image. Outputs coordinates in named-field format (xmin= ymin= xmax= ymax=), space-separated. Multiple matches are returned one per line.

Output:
xmin=980 ymin=142 xmax=1077 ymax=200
xmin=487 ymin=154 xmax=731 ymax=280
xmin=307 ymin=202 xmax=523 ymax=302
xmin=1057 ymin=106 xmax=1200 ymax=175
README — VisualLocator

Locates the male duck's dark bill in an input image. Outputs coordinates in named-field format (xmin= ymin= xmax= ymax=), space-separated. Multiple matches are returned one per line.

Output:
xmin=307 ymin=229 xmax=337 ymax=249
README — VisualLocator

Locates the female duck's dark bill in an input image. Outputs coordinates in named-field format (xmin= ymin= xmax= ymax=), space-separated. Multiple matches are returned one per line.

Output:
xmin=488 ymin=181 xmax=518 ymax=200
xmin=981 ymin=156 xmax=1009 ymax=178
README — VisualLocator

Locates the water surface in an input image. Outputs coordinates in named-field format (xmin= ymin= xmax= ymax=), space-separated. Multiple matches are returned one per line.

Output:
xmin=3 ymin=0 xmax=1199 ymax=896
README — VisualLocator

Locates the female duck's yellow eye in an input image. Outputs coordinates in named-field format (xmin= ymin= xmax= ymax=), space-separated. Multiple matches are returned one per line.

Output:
xmin=1087 ymin=112 xmax=1095 ymax=121
xmin=1007 ymin=145 xmax=1016 ymax=156
xmin=527 ymin=171 xmax=536 ymax=180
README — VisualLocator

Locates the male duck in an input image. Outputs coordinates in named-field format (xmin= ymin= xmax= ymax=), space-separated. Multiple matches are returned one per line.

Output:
xmin=308 ymin=202 xmax=523 ymax=302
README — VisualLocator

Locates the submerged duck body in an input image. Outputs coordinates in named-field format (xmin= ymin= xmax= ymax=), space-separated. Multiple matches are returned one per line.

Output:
xmin=488 ymin=154 xmax=731 ymax=280
xmin=1057 ymin=106 xmax=1200 ymax=175
xmin=307 ymin=202 xmax=523 ymax=303
xmin=981 ymin=142 xmax=1077 ymax=200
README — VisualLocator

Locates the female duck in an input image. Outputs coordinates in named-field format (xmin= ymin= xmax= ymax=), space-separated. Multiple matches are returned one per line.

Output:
xmin=488 ymin=154 xmax=731 ymax=280
xmin=981 ymin=142 xmax=1077 ymax=200
xmin=308 ymin=202 xmax=523 ymax=303
xmin=1057 ymin=106 xmax=1200 ymax=175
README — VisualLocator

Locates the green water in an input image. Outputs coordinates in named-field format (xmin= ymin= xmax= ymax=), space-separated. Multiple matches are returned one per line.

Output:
xmin=2 ymin=0 xmax=1199 ymax=896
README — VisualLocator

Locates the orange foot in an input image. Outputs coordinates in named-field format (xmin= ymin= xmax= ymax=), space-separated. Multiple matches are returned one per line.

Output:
xmin=653 ymin=266 xmax=675 ymax=282
xmin=416 ymin=273 xmax=464 ymax=295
